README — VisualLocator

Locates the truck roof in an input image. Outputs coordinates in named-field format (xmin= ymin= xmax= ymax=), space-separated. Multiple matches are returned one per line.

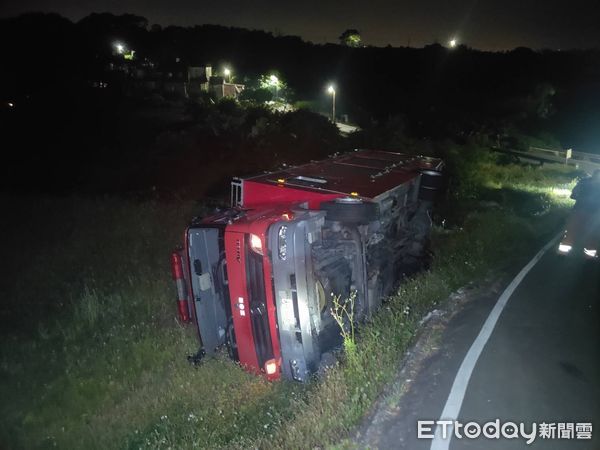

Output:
xmin=243 ymin=149 xmax=443 ymax=201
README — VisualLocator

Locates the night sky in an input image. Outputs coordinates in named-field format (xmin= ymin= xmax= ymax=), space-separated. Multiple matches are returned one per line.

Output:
xmin=1 ymin=0 xmax=600 ymax=50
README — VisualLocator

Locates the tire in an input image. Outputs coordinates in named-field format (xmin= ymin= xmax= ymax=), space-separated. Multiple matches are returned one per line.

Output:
xmin=320 ymin=199 xmax=378 ymax=224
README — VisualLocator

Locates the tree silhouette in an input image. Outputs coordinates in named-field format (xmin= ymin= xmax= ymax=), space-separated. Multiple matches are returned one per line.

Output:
xmin=339 ymin=29 xmax=362 ymax=47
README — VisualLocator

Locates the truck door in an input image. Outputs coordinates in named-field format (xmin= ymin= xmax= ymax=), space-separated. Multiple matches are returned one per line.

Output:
xmin=187 ymin=227 xmax=231 ymax=355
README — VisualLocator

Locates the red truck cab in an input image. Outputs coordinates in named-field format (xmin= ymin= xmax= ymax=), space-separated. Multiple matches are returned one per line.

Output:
xmin=172 ymin=149 xmax=444 ymax=381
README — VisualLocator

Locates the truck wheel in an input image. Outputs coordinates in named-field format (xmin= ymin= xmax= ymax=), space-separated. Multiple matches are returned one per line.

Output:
xmin=321 ymin=198 xmax=378 ymax=224
xmin=315 ymin=268 xmax=351 ymax=320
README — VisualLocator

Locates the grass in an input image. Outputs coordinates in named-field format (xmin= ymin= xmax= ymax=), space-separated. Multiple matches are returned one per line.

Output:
xmin=0 ymin=152 xmax=580 ymax=449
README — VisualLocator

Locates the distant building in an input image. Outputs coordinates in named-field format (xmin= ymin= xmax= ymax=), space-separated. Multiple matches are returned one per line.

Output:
xmin=105 ymin=59 xmax=245 ymax=101
xmin=186 ymin=65 xmax=212 ymax=96
xmin=186 ymin=65 xmax=245 ymax=100
xmin=208 ymin=75 xmax=245 ymax=100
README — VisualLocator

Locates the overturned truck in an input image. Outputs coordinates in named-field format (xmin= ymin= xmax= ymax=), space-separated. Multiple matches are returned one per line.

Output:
xmin=171 ymin=149 xmax=444 ymax=381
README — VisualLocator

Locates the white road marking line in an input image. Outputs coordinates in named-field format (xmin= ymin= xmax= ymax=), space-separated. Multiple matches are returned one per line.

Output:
xmin=430 ymin=233 xmax=561 ymax=450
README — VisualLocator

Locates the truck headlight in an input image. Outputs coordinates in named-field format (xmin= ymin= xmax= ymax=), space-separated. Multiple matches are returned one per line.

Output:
xmin=249 ymin=233 xmax=263 ymax=255
xmin=558 ymin=243 xmax=572 ymax=253
xmin=278 ymin=226 xmax=288 ymax=260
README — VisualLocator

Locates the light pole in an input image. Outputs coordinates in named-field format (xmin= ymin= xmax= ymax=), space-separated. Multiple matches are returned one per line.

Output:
xmin=327 ymin=85 xmax=336 ymax=123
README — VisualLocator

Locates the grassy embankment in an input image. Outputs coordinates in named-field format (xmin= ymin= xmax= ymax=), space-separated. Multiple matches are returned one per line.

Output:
xmin=0 ymin=146 xmax=580 ymax=449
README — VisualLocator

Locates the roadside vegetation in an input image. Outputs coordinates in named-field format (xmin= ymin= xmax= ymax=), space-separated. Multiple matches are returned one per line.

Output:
xmin=0 ymin=141 xmax=581 ymax=449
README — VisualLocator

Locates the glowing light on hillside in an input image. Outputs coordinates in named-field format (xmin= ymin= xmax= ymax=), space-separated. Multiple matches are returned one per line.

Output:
xmin=223 ymin=67 xmax=232 ymax=82
xmin=327 ymin=85 xmax=336 ymax=122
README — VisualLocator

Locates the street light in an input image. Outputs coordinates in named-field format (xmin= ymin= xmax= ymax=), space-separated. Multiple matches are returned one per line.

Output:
xmin=448 ymin=38 xmax=457 ymax=48
xmin=327 ymin=85 xmax=336 ymax=123
xmin=114 ymin=42 xmax=125 ymax=54
xmin=269 ymin=74 xmax=280 ymax=99
xmin=223 ymin=67 xmax=231 ymax=82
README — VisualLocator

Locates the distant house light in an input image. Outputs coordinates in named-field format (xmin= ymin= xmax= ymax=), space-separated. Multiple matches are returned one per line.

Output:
xmin=223 ymin=67 xmax=232 ymax=82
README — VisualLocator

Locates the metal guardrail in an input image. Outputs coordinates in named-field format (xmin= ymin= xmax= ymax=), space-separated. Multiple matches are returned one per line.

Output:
xmin=571 ymin=150 xmax=600 ymax=165
xmin=529 ymin=146 xmax=572 ymax=164
xmin=529 ymin=146 xmax=564 ymax=157
xmin=528 ymin=146 xmax=600 ymax=172
xmin=491 ymin=146 xmax=600 ymax=173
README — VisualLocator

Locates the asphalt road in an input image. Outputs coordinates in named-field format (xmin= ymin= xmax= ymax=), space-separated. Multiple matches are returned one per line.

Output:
xmin=359 ymin=245 xmax=599 ymax=449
